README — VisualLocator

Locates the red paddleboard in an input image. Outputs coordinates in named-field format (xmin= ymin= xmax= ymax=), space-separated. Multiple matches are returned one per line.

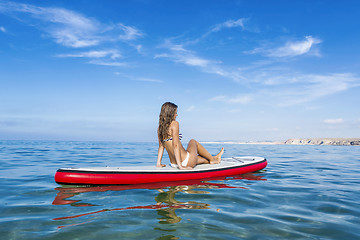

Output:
xmin=55 ymin=156 xmax=267 ymax=185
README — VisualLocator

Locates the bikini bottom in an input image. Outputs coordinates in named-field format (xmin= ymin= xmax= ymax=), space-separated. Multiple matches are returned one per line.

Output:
xmin=170 ymin=152 xmax=190 ymax=168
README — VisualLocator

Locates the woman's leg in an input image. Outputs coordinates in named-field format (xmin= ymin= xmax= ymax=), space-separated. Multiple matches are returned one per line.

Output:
xmin=195 ymin=140 xmax=216 ymax=163
xmin=186 ymin=139 xmax=224 ymax=166
xmin=185 ymin=139 xmax=201 ymax=167
xmin=197 ymin=140 xmax=224 ymax=164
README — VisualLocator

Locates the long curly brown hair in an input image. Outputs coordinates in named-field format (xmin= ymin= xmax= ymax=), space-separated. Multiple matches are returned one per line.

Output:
xmin=158 ymin=102 xmax=178 ymax=142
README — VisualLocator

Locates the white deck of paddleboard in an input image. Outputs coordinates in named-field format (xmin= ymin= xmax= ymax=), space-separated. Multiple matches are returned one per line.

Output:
xmin=59 ymin=156 xmax=265 ymax=173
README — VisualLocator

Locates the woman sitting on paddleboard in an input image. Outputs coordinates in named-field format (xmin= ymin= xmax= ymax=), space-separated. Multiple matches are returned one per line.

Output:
xmin=157 ymin=102 xmax=224 ymax=169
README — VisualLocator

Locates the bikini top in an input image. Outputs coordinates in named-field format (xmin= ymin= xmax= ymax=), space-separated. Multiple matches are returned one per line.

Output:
xmin=163 ymin=133 xmax=182 ymax=142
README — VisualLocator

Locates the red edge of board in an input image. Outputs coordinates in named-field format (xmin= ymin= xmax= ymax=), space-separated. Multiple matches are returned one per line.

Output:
xmin=55 ymin=159 xmax=267 ymax=185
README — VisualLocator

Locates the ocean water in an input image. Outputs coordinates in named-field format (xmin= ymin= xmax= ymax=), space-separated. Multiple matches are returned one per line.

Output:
xmin=0 ymin=141 xmax=359 ymax=240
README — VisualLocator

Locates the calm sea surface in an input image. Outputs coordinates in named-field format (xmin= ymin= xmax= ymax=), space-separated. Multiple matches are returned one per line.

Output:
xmin=0 ymin=141 xmax=359 ymax=239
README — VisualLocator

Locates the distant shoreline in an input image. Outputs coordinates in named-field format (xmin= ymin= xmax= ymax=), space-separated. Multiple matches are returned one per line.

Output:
xmin=284 ymin=138 xmax=360 ymax=146
xmin=202 ymin=138 xmax=360 ymax=146
xmin=201 ymin=141 xmax=285 ymax=145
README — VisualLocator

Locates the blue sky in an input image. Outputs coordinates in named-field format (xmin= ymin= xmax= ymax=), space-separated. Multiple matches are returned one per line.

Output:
xmin=1 ymin=0 xmax=359 ymax=142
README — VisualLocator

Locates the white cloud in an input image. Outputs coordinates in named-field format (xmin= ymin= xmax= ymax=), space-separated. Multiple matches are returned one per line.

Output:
xmin=0 ymin=26 xmax=6 ymax=32
xmin=210 ymin=95 xmax=252 ymax=104
xmin=261 ymin=72 xmax=359 ymax=106
xmin=210 ymin=18 xmax=247 ymax=33
xmin=187 ymin=18 xmax=249 ymax=45
xmin=155 ymin=42 xmax=211 ymax=68
xmin=180 ymin=55 xmax=210 ymax=67
xmin=155 ymin=40 xmax=249 ymax=83
xmin=270 ymin=36 xmax=321 ymax=57
xmin=87 ymin=60 xmax=127 ymax=67
xmin=134 ymin=44 xmax=143 ymax=53
xmin=0 ymin=1 xmax=101 ymax=47
xmin=157 ymin=40 xmax=253 ymax=84
xmin=0 ymin=1 xmax=144 ymax=68
xmin=57 ymin=50 xmax=121 ymax=59
xmin=248 ymin=36 xmax=322 ymax=58
xmin=155 ymin=49 xmax=210 ymax=67
xmin=208 ymin=70 xmax=360 ymax=107
xmin=136 ymin=77 xmax=163 ymax=83
xmin=52 ymin=30 xmax=99 ymax=48
xmin=185 ymin=105 xmax=196 ymax=112
xmin=324 ymin=118 xmax=344 ymax=124
xmin=117 ymin=23 xmax=143 ymax=41
xmin=113 ymin=72 xmax=163 ymax=83
xmin=0 ymin=1 xmax=143 ymax=48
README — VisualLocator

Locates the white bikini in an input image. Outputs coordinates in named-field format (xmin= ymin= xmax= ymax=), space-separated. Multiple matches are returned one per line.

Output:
xmin=170 ymin=152 xmax=189 ymax=168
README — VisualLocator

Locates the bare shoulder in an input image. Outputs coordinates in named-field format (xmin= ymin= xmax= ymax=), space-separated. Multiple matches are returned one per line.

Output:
xmin=169 ymin=121 xmax=180 ymax=134
xmin=170 ymin=120 xmax=179 ymax=129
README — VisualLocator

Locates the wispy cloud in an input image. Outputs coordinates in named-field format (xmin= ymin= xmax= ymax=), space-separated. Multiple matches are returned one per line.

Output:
xmin=0 ymin=26 xmax=6 ymax=32
xmin=0 ymin=1 xmax=143 ymax=67
xmin=0 ymin=1 xmax=143 ymax=48
xmin=185 ymin=105 xmax=196 ymax=112
xmin=1 ymin=1 xmax=100 ymax=47
xmin=155 ymin=51 xmax=210 ymax=67
xmin=136 ymin=77 xmax=163 ymax=83
xmin=248 ymin=36 xmax=322 ymax=58
xmin=114 ymin=72 xmax=163 ymax=83
xmin=134 ymin=44 xmax=143 ymax=54
xmin=324 ymin=118 xmax=344 ymax=124
xmin=56 ymin=49 xmax=125 ymax=66
xmin=210 ymin=95 xmax=252 ymax=104
xmin=155 ymin=40 xmax=211 ymax=67
xmin=257 ymin=72 xmax=359 ymax=107
xmin=117 ymin=23 xmax=143 ymax=41
xmin=288 ymin=73 xmax=356 ymax=105
xmin=209 ymin=72 xmax=360 ymax=107
xmin=187 ymin=18 xmax=249 ymax=45
xmin=87 ymin=60 xmax=127 ymax=67
xmin=208 ymin=18 xmax=247 ymax=33
xmin=155 ymin=40 xmax=248 ymax=83
xmin=57 ymin=50 xmax=121 ymax=59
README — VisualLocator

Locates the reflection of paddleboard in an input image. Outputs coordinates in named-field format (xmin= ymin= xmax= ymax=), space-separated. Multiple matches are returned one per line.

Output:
xmin=55 ymin=156 xmax=267 ymax=185
xmin=53 ymin=173 xmax=267 ymax=206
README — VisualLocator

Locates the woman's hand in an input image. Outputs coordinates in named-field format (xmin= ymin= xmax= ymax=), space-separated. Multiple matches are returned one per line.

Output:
xmin=157 ymin=163 xmax=166 ymax=168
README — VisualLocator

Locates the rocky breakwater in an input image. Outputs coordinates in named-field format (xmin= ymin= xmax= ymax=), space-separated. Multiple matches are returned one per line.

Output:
xmin=284 ymin=138 xmax=360 ymax=146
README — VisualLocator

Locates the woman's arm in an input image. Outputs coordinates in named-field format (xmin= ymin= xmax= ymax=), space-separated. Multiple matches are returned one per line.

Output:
xmin=156 ymin=139 xmax=166 ymax=167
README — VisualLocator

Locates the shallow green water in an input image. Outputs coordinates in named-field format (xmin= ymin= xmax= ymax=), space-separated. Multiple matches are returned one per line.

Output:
xmin=0 ymin=141 xmax=359 ymax=239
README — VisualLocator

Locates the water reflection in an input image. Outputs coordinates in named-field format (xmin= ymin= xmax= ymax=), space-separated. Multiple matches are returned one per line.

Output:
xmin=53 ymin=173 xmax=266 ymax=229
xmin=155 ymin=185 xmax=211 ymax=224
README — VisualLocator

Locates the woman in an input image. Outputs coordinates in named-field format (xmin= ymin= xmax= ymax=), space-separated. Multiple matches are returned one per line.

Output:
xmin=157 ymin=102 xmax=224 ymax=170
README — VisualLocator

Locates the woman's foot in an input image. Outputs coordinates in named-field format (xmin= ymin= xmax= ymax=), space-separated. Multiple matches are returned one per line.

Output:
xmin=211 ymin=147 xmax=224 ymax=164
